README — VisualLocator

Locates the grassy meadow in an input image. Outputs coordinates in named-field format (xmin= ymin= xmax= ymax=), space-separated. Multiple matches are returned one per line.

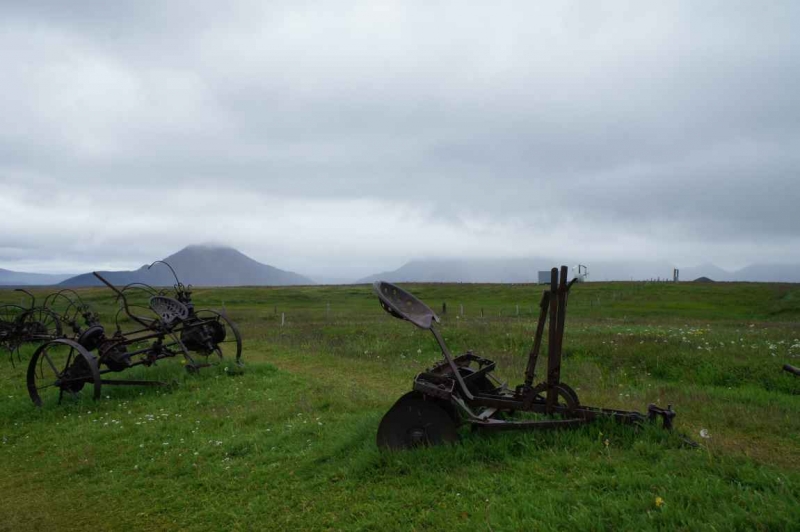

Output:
xmin=0 ymin=281 xmax=799 ymax=531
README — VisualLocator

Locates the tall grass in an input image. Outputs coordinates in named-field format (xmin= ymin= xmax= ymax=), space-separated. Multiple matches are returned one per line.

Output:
xmin=0 ymin=281 xmax=798 ymax=530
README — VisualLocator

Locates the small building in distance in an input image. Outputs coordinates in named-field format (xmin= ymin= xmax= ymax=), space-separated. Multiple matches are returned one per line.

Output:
xmin=539 ymin=265 xmax=588 ymax=283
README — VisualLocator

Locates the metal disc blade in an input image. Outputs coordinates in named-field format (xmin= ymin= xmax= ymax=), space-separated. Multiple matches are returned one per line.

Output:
xmin=377 ymin=392 xmax=458 ymax=450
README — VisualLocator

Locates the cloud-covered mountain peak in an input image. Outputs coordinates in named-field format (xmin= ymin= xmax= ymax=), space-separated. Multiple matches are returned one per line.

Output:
xmin=60 ymin=246 xmax=313 ymax=287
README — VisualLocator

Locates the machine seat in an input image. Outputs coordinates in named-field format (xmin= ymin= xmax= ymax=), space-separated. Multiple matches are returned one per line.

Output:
xmin=373 ymin=281 xmax=440 ymax=330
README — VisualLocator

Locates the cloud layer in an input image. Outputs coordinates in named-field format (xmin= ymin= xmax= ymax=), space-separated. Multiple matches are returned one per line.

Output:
xmin=2 ymin=1 xmax=799 ymax=277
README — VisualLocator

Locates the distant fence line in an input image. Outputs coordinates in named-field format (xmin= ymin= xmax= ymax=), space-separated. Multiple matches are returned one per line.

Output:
xmin=268 ymin=293 xmax=641 ymax=325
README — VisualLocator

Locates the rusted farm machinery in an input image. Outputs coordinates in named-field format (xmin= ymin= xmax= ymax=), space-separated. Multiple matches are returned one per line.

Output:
xmin=0 ymin=289 xmax=62 ymax=366
xmin=373 ymin=266 xmax=677 ymax=450
xmin=42 ymin=288 xmax=102 ymax=339
xmin=26 ymin=262 xmax=242 ymax=406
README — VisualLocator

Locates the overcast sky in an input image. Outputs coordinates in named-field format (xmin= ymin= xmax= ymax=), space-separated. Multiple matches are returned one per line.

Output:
xmin=1 ymin=1 xmax=799 ymax=279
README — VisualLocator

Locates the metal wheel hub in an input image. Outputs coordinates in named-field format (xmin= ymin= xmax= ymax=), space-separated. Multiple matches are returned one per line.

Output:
xmin=57 ymin=369 xmax=88 ymax=393
xmin=377 ymin=392 xmax=459 ymax=450
xmin=407 ymin=428 xmax=427 ymax=445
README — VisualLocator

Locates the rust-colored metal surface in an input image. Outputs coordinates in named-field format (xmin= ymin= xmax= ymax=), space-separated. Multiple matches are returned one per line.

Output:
xmin=24 ymin=262 xmax=243 ymax=407
xmin=374 ymin=266 xmax=678 ymax=450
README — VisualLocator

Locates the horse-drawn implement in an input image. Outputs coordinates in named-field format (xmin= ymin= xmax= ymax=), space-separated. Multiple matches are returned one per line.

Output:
xmin=26 ymin=262 xmax=242 ymax=406
xmin=373 ymin=266 xmax=677 ymax=449
xmin=0 ymin=289 xmax=62 ymax=366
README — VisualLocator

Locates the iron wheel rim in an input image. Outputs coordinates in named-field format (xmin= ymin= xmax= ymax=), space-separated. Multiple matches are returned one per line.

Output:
xmin=27 ymin=339 xmax=101 ymax=407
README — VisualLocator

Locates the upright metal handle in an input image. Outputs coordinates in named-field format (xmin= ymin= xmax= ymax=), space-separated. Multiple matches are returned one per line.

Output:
xmin=430 ymin=326 xmax=474 ymax=401
xmin=524 ymin=290 xmax=550 ymax=387
xmin=93 ymin=272 xmax=153 ymax=329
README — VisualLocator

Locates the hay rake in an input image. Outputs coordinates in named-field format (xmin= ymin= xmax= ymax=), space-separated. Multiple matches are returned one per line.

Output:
xmin=0 ymin=289 xmax=62 ymax=367
xmin=26 ymin=262 xmax=242 ymax=406
xmin=373 ymin=266 xmax=676 ymax=450
xmin=42 ymin=289 xmax=101 ymax=338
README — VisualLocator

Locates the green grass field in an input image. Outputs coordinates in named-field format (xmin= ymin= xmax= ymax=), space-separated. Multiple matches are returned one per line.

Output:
xmin=1 ymin=281 xmax=799 ymax=531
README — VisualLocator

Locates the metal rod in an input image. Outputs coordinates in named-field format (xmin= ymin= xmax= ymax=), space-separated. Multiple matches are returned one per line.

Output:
xmin=430 ymin=326 xmax=474 ymax=400
xmin=524 ymin=291 xmax=550 ymax=387
xmin=553 ymin=265 xmax=569 ymax=380
xmin=546 ymin=267 xmax=559 ymax=412
xmin=13 ymin=288 xmax=35 ymax=309
xmin=93 ymin=272 xmax=153 ymax=329
xmin=100 ymin=379 xmax=169 ymax=386
xmin=148 ymin=260 xmax=181 ymax=287
xmin=470 ymin=418 xmax=587 ymax=431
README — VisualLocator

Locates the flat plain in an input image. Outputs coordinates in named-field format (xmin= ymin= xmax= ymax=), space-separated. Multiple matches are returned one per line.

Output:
xmin=0 ymin=281 xmax=798 ymax=531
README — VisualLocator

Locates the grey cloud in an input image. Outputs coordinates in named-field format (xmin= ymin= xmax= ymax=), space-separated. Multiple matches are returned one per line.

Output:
xmin=1 ymin=1 xmax=800 ymax=276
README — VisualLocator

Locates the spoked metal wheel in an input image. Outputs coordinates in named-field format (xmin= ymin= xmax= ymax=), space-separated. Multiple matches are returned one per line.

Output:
xmin=20 ymin=307 xmax=63 ymax=343
xmin=377 ymin=392 xmax=459 ymax=450
xmin=27 ymin=339 xmax=101 ymax=407
xmin=0 ymin=304 xmax=26 ymax=357
xmin=0 ymin=304 xmax=25 ymax=327
xmin=182 ymin=310 xmax=243 ymax=368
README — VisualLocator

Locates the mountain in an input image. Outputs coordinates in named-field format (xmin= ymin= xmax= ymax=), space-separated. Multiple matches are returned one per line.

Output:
xmin=60 ymin=245 xmax=314 ymax=287
xmin=732 ymin=263 xmax=800 ymax=283
xmin=358 ymin=258 xmax=688 ymax=284
xmin=583 ymin=260 xmax=676 ymax=282
xmin=0 ymin=268 xmax=76 ymax=286
xmin=358 ymin=258 xmax=546 ymax=284
xmin=676 ymin=263 xmax=800 ymax=283
xmin=359 ymin=258 xmax=800 ymax=283
xmin=677 ymin=263 xmax=734 ymax=282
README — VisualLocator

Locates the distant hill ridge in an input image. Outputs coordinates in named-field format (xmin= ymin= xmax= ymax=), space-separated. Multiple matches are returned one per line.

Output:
xmin=60 ymin=245 xmax=313 ymax=287
xmin=358 ymin=258 xmax=800 ymax=283
xmin=0 ymin=268 xmax=76 ymax=286
xmin=4 ymin=250 xmax=800 ymax=287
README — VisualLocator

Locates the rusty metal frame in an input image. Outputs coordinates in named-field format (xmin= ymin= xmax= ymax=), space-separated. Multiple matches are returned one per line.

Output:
xmin=374 ymin=266 xmax=677 ymax=446
xmin=24 ymin=265 xmax=242 ymax=406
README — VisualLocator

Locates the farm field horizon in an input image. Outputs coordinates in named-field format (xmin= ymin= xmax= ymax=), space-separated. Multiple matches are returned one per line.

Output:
xmin=1 ymin=281 xmax=799 ymax=531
